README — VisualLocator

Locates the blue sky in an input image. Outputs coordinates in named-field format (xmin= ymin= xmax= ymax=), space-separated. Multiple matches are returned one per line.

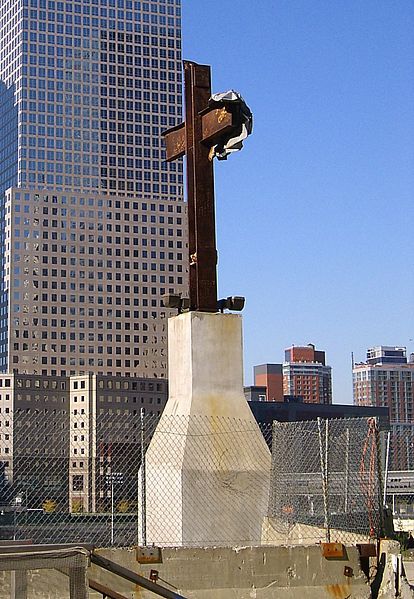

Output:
xmin=182 ymin=0 xmax=414 ymax=403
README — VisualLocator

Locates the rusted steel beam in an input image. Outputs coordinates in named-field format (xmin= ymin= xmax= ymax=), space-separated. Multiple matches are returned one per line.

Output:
xmin=163 ymin=107 xmax=234 ymax=161
xmin=89 ymin=578 xmax=130 ymax=599
xmin=162 ymin=61 xmax=223 ymax=312
xmin=183 ymin=60 xmax=218 ymax=312
xmin=201 ymin=107 xmax=233 ymax=146
xmin=356 ymin=543 xmax=377 ymax=558
xmin=91 ymin=553 xmax=187 ymax=599
xmin=163 ymin=122 xmax=185 ymax=162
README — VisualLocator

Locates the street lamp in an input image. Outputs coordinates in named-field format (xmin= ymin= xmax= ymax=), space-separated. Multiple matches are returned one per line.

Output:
xmin=13 ymin=494 xmax=23 ymax=541
xmin=105 ymin=472 xmax=123 ymax=546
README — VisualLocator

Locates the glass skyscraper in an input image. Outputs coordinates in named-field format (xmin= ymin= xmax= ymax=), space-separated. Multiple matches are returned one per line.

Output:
xmin=0 ymin=0 xmax=187 ymax=377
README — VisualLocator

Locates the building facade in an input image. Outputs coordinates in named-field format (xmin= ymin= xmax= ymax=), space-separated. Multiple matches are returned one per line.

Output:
xmin=353 ymin=346 xmax=414 ymax=421
xmin=243 ymin=385 xmax=267 ymax=402
xmin=249 ymin=344 xmax=332 ymax=404
xmin=366 ymin=346 xmax=407 ymax=366
xmin=248 ymin=399 xmax=389 ymax=429
xmin=0 ymin=372 xmax=168 ymax=512
xmin=283 ymin=344 xmax=332 ymax=404
xmin=4 ymin=188 xmax=186 ymax=378
xmin=353 ymin=346 xmax=414 ymax=470
xmin=0 ymin=0 xmax=187 ymax=377
xmin=253 ymin=363 xmax=283 ymax=402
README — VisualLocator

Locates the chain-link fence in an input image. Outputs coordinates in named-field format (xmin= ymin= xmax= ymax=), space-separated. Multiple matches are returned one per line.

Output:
xmin=388 ymin=424 xmax=414 ymax=471
xmin=266 ymin=417 xmax=384 ymax=545
xmin=0 ymin=409 xmax=388 ymax=547
xmin=0 ymin=546 xmax=90 ymax=599
xmin=137 ymin=413 xmax=271 ymax=547
xmin=1 ymin=409 xmax=160 ymax=547
xmin=384 ymin=424 xmax=414 ymax=522
xmin=0 ymin=409 xmax=273 ymax=547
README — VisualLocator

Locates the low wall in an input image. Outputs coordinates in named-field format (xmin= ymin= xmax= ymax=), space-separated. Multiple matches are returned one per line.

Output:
xmin=1 ymin=542 xmax=411 ymax=598
xmin=90 ymin=545 xmax=371 ymax=599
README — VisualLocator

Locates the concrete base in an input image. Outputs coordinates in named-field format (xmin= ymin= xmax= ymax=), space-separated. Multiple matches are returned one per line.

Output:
xmin=261 ymin=516 xmax=372 ymax=546
xmin=90 ymin=546 xmax=372 ymax=599
xmin=138 ymin=311 xmax=271 ymax=547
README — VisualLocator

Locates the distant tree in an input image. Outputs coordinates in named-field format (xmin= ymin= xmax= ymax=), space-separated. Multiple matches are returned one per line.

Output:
xmin=71 ymin=499 xmax=84 ymax=513
xmin=42 ymin=499 xmax=57 ymax=513
xmin=117 ymin=500 xmax=130 ymax=513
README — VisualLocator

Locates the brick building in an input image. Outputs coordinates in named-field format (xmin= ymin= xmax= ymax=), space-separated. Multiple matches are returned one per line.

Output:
xmin=249 ymin=344 xmax=332 ymax=404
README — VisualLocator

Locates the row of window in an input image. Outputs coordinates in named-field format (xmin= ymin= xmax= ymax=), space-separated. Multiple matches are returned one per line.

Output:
xmin=13 ymin=310 xmax=169 ymax=327
xmin=26 ymin=2 xmax=180 ymax=18
xmin=23 ymin=5 xmax=179 ymax=18
xmin=19 ymin=175 xmax=180 ymax=194
xmin=12 ymin=355 xmax=164 ymax=367
xmin=11 ymin=192 xmax=183 ymax=209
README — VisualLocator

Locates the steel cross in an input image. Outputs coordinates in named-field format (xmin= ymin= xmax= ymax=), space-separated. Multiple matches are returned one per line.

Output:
xmin=163 ymin=61 xmax=238 ymax=312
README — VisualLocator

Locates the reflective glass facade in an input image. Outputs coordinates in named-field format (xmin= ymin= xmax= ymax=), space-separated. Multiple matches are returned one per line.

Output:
xmin=0 ymin=0 xmax=187 ymax=377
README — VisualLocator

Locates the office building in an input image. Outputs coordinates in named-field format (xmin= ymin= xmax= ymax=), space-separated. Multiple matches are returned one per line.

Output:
xmin=0 ymin=372 xmax=168 ymax=512
xmin=353 ymin=346 xmax=414 ymax=470
xmin=283 ymin=344 xmax=332 ymax=404
xmin=0 ymin=0 xmax=187 ymax=378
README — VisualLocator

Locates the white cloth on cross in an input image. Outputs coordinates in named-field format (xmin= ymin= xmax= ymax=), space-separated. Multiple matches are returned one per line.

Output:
xmin=208 ymin=90 xmax=253 ymax=160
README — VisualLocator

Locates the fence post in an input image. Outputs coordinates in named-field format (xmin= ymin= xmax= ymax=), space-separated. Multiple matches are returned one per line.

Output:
xmin=383 ymin=431 xmax=391 ymax=507
xmin=318 ymin=417 xmax=330 ymax=542
xmin=140 ymin=407 xmax=147 ymax=546
xmin=374 ymin=418 xmax=385 ymax=536
xmin=344 ymin=427 xmax=349 ymax=514
xmin=110 ymin=477 xmax=114 ymax=546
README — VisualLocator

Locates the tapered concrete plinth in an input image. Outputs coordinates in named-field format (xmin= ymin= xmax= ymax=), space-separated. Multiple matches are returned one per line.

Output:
xmin=138 ymin=311 xmax=271 ymax=547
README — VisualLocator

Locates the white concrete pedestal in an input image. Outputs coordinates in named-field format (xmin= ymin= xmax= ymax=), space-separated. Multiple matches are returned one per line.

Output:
xmin=138 ymin=311 xmax=271 ymax=547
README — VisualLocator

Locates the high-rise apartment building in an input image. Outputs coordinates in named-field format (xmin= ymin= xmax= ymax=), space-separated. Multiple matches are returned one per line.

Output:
xmin=353 ymin=346 xmax=414 ymax=422
xmin=247 ymin=344 xmax=332 ymax=404
xmin=283 ymin=344 xmax=332 ymax=404
xmin=0 ymin=0 xmax=187 ymax=378
xmin=353 ymin=346 xmax=414 ymax=470
xmin=366 ymin=346 xmax=408 ymax=366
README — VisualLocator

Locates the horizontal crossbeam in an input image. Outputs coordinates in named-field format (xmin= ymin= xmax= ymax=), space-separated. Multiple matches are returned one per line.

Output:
xmin=162 ymin=107 xmax=234 ymax=162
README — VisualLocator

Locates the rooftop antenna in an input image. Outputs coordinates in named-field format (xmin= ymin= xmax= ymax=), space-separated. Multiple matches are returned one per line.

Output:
xmin=351 ymin=351 xmax=355 ymax=369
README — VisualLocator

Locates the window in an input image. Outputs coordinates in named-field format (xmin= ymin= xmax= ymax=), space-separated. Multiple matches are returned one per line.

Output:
xmin=72 ymin=475 xmax=84 ymax=491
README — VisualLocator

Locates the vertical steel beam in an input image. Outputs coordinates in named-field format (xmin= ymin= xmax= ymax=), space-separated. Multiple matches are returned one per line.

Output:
xmin=183 ymin=61 xmax=218 ymax=312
